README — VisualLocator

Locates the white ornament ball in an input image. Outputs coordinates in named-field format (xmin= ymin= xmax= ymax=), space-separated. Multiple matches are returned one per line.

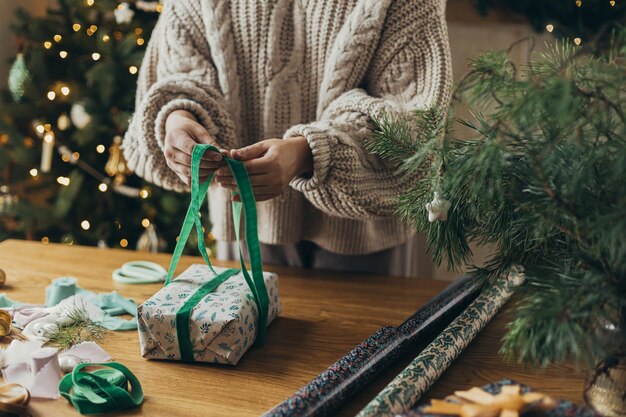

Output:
xmin=114 ymin=3 xmax=135 ymax=25
xmin=70 ymin=103 xmax=92 ymax=129
xmin=425 ymin=191 xmax=451 ymax=223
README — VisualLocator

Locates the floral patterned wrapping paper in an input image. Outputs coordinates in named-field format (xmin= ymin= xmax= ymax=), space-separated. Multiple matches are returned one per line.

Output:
xmin=355 ymin=269 xmax=525 ymax=417
xmin=138 ymin=264 xmax=281 ymax=365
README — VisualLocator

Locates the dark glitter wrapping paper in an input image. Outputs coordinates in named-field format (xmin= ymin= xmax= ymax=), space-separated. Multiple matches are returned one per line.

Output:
xmin=262 ymin=275 xmax=482 ymax=417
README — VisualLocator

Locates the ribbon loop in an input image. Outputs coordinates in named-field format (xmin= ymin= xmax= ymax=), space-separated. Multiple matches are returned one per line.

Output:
xmin=59 ymin=362 xmax=143 ymax=415
xmin=163 ymin=144 xmax=270 ymax=360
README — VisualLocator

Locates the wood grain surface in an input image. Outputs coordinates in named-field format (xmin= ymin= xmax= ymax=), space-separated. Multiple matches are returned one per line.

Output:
xmin=0 ymin=239 xmax=585 ymax=417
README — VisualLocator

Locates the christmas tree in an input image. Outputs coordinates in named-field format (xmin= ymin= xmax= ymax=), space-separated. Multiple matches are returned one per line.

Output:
xmin=368 ymin=30 xmax=626 ymax=365
xmin=0 ymin=0 xmax=210 ymax=252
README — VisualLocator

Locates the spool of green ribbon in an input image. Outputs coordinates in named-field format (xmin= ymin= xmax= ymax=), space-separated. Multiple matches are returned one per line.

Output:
xmin=164 ymin=144 xmax=270 ymax=360
xmin=59 ymin=362 xmax=143 ymax=415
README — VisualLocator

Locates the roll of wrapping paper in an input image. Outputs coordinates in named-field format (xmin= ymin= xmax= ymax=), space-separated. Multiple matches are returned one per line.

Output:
xmin=355 ymin=269 xmax=525 ymax=417
xmin=262 ymin=274 xmax=483 ymax=417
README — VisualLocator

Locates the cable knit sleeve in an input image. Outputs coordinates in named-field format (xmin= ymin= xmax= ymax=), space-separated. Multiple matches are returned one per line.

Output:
xmin=122 ymin=1 xmax=237 ymax=192
xmin=285 ymin=0 xmax=452 ymax=219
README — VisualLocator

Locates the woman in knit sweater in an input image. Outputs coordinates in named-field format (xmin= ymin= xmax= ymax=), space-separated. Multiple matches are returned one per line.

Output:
xmin=122 ymin=0 xmax=452 ymax=275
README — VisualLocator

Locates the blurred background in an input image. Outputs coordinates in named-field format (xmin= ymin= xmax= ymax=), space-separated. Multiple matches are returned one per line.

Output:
xmin=0 ymin=0 xmax=623 ymax=279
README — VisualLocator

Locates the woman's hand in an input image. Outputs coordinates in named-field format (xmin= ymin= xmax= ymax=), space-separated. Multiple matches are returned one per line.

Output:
xmin=215 ymin=137 xmax=313 ymax=201
xmin=164 ymin=110 xmax=227 ymax=186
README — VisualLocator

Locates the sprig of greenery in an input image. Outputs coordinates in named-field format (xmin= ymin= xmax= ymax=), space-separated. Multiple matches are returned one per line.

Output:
xmin=43 ymin=307 xmax=107 ymax=350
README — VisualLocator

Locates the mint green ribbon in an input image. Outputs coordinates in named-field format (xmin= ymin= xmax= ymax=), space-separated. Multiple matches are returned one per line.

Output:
xmin=59 ymin=362 xmax=143 ymax=415
xmin=164 ymin=144 xmax=270 ymax=361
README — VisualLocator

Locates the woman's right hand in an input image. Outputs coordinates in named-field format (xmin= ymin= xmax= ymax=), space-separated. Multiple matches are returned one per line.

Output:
xmin=164 ymin=109 xmax=226 ymax=186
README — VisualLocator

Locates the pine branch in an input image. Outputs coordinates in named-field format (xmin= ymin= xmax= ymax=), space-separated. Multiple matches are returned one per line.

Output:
xmin=374 ymin=29 xmax=626 ymax=366
xmin=43 ymin=307 xmax=107 ymax=350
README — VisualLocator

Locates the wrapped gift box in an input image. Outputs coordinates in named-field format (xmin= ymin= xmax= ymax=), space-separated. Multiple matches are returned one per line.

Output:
xmin=138 ymin=264 xmax=281 ymax=365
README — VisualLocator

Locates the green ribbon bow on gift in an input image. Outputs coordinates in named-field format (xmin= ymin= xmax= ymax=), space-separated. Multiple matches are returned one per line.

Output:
xmin=164 ymin=144 xmax=270 ymax=362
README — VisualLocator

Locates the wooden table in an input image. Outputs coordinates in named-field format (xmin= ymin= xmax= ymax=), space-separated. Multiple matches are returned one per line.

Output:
xmin=0 ymin=239 xmax=585 ymax=417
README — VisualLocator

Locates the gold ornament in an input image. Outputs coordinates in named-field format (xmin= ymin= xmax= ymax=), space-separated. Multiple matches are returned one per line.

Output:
xmin=0 ymin=310 xmax=11 ymax=337
xmin=105 ymin=136 xmax=132 ymax=184
xmin=0 ymin=268 xmax=5 ymax=286
xmin=136 ymin=224 xmax=166 ymax=253
xmin=0 ymin=383 xmax=30 ymax=416
xmin=585 ymin=353 xmax=626 ymax=417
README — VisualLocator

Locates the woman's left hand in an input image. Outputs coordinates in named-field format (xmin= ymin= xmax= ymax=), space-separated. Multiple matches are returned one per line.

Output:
xmin=215 ymin=136 xmax=313 ymax=201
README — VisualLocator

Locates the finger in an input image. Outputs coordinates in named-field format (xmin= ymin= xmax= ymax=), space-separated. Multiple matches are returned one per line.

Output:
xmin=242 ymin=156 xmax=275 ymax=174
xmin=168 ymin=129 xmax=196 ymax=155
xmin=216 ymin=155 xmax=274 ymax=176
xmin=167 ymin=160 xmax=215 ymax=178
xmin=231 ymin=142 xmax=269 ymax=161
xmin=178 ymin=174 xmax=190 ymax=186
xmin=169 ymin=126 xmax=223 ymax=161
xmin=170 ymin=155 xmax=222 ymax=170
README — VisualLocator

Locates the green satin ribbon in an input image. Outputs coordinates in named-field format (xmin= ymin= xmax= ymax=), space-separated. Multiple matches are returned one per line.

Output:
xmin=164 ymin=144 xmax=270 ymax=362
xmin=59 ymin=362 xmax=143 ymax=415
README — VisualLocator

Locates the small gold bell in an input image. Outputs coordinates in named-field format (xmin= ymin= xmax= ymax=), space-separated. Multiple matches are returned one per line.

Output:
xmin=105 ymin=136 xmax=132 ymax=185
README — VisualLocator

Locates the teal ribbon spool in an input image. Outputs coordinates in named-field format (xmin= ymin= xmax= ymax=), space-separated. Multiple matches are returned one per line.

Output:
xmin=45 ymin=277 xmax=78 ymax=306
xmin=164 ymin=144 xmax=270 ymax=361
xmin=59 ymin=362 xmax=143 ymax=415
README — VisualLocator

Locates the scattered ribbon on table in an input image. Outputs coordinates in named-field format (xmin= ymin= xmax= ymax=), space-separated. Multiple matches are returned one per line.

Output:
xmin=112 ymin=261 xmax=167 ymax=284
xmin=1 ymin=340 xmax=112 ymax=399
xmin=59 ymin=362 xmax=143 ymax=415
xmin=0 ymin=277 xmax=139 ymax=334
xmin=355 ymin=269 xmax=526 ymax=417
xmin=163 ymin=144 xmax=270 ymax=361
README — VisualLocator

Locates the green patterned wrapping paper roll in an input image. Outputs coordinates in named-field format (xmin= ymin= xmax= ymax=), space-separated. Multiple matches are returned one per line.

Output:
xmin=355 ymin=269 xmax=525 ymax=417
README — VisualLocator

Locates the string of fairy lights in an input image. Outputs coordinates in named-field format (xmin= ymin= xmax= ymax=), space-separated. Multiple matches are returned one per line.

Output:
xmin=544 ymin=0 xmax=619 ymax=45
xmin=26 ymin=0 xmax=162 ymax=247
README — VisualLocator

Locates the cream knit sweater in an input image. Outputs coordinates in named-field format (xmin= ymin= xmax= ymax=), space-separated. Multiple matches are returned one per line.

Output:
xmin=122 ymin=0 xmax=452 ymax=255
